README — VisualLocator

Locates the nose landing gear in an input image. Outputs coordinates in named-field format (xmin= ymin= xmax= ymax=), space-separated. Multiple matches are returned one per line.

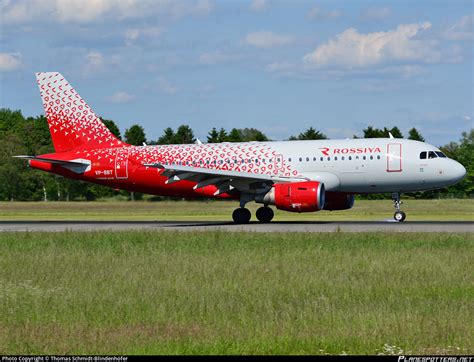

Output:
xmin=392 ymin=192 xmax=406 ymax=222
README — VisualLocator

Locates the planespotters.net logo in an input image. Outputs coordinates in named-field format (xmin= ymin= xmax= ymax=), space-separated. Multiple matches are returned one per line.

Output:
xmin=398 ymin=357 xmax=473 ymax=362
xmin=319 ymin=147 xmax=383 ymax=156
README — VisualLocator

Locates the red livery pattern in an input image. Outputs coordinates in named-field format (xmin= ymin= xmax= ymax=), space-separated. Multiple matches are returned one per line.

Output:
xmin=34 ymin=72 xmax=296 ymax=200
xmin=36 ymin=72 xmax=124 ymax=152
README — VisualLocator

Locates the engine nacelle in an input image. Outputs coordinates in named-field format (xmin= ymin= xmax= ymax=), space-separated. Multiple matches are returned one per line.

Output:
xmin=256 ymin=181 xmax=325 ymax=212
xmin=323 ymin=192 xmax=355 ymax=211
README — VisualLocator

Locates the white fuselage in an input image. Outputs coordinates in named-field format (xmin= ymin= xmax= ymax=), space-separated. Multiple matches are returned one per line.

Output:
xmin=232 ymin=138 xmax=466 ymax=193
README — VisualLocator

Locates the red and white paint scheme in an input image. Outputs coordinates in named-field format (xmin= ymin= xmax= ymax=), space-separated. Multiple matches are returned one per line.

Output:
xmin=17 ymin=72 xmax=466 ymax=223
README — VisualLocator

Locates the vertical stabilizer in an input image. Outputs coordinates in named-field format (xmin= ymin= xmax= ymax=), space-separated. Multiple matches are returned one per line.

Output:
xmin=36 ymin=72 xmax=124 ymax=152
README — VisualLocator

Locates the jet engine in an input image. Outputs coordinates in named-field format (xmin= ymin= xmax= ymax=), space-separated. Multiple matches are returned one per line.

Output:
xmin=256 ymin=181 xmax=325 ymax=212
xmin=323 ymin=192 xmax=355 ymax=211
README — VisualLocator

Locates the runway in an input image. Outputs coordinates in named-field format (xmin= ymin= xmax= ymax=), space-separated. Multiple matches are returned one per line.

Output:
xmin=0 ymin=221 xmax=473 ymax=233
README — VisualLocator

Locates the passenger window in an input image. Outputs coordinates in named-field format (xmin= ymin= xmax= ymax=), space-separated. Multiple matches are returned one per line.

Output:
xmin=435 ymin=151 xmax=446 ymax=158
xmin=428 ymin=151 xmax=437 ymax=159
xmin=363 ymin=156 xmax=366 ymax=160
xmin=377 ymin=155 xmax=381 ymax=160
xmin=313 ymin=157 xmax=316 ymax=161
xmin=356 ymin=156 xmax=359 ymax=160
xmin=420 ymin=151 xmax=427 ymax=159
xmin=306 ymin=157 xmax=309 ymax=162
xmin=370 ymin=155 xmax=373 ymax=160
xmin=320 ymin=157 xmax=323 ymax=161
xmin=348 ymin=156 xmax=352 ymax=160
xmin=341 ymin=156 xmax=345 ymax=160
xmin=288 ymin=158 xmax=291 ymax=162
xmin=334 ymin=156 xmax=338 ymax=161
xmin=327 ymin=157 xmax=330 ymax=161
xmin=299 ymin=157 xmax=302 ymax=162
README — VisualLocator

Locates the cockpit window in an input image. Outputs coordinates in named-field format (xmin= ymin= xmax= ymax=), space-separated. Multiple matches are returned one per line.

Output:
xmin=428 ymin=151 xmax=437 ymax=159
xmin=420 ymin=151 xmax=427 ymax=159
xmin=435 ymin=151 xmax=447 ymax=158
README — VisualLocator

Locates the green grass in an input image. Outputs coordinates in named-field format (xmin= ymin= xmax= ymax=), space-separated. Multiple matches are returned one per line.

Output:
xmin=0 ymin=199 xmax=473 ymax=221
xmin=1 ymin=231 xmax=472 ymax=355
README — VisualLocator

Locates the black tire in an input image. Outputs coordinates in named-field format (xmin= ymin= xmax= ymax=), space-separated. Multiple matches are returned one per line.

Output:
xmin=394 ymin=211 xmax=406 ymax=222
xmin=232 ymin=208 xmax=251 ymax=224
xmin=256 ymin=206 xmax=274 ymax=223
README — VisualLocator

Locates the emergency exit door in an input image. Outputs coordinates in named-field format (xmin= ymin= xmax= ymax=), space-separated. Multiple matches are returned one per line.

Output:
xmin=387 ymin=143 xmax=402 ymax=172
xmin=115 ymin=148 xmax=129 ymax=179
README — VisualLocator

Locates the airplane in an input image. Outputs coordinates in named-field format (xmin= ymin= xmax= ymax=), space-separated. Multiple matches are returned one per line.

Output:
xmin=16 ymin=72 xmax=466 ymax=223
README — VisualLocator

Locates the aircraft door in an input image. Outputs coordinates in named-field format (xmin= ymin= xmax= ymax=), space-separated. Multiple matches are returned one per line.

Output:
xmin=274 ymin=154 xmax=284 ymax=171
xmin=387 ymin=143 xmax=402 ymax=172
xmin=115 ymin=148 xmax=129 ymax=179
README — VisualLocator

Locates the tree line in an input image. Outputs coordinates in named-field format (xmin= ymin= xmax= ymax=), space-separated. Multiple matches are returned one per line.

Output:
xmin=0 ymin=108 xmax=472 ymax=201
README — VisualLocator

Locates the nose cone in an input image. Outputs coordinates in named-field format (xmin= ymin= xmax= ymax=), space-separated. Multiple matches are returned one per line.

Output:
xmin=450 ymin=161 xmax=467 ymax=183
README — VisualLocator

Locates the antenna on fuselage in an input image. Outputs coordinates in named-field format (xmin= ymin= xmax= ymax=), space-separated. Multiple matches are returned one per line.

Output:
xmin=388 ymin=132 xmax=395 ymax=139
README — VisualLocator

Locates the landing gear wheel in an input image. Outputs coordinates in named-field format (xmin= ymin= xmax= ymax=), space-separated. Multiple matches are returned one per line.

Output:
xmin=256 ymin=206 xmax=274 ymax=223
xmin=232 ymin=208 xmax=251 ymax=224
xmin=394 ymin=211 xmax=406 ymax=222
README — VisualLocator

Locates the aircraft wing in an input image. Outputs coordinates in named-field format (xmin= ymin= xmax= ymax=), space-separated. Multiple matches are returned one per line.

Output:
xmin=14 ymin=156 xmax=91 ymax=173
xmin=143 ymin=162 xmax=308 ymax=195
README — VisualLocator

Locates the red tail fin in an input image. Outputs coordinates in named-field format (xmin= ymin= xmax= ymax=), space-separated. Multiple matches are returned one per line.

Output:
xmin=36 ymin=72 xmax=124 ymax=152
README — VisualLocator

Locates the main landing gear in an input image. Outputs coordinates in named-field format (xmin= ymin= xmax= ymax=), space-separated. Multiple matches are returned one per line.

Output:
xmin=232 ymin=206 xmax=275 ymax=224
xmin=232 ymin=193 xmax=275 ymax=224
xmin=256 ymin=206 xmax=274 ymax=223
xmin=232 ymin=208 xmax=251 ymax=224
xmin=392 ymin=192 xmax=406 ymax=222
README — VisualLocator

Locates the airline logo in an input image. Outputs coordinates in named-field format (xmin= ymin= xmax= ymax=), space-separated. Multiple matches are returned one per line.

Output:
xmin=319 ymin=147 xmax=382 ymax=156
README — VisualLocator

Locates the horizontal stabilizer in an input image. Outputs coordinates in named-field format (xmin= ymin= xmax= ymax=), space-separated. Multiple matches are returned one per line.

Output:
xmin=14 ymin=156 xmax=91 ymax=173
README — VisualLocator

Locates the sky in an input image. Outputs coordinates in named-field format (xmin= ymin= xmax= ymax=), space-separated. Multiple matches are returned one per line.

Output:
xmin=0 ymin=0 xmax=472 ymax=146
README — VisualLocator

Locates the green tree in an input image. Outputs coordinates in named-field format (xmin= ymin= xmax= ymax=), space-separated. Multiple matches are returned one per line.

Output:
xmin=0 ymin=108 xmax=24 ymax=137
xmin=174 ymin=125 xmax=195 ymax=144
xmin=207 ymin=127 xmax=219 ymax=143
xmin=441 ymin=129 xmax=473 ymax=197
xmin=124 ymin=124 xmax=146 ymax=145
xmin=227 ymin=128 xmax=243 ymax=142
xmin=363 ymin=126 xmax=403 ymax=138
xmin=156 ymin=127 xmax=175 ymax=145
xmin=224 ymin=128 xmax=269 ymax=142
xmin=21 ymin=115 xmax=53 ymax=154
xmin=0 ymin=134 xmax=27 ymax=200
xmin=239 ymin=128 xmax=269 ymax=142
xmin=408 ymin=128 xmax=425 ymax=142
xmin=289 ymin=127 xmax=327 ymax=140
xmin=217 ymin=128 xmax=228 ymax=142
xmin=101 ymin=118 xmax=122 ymax=140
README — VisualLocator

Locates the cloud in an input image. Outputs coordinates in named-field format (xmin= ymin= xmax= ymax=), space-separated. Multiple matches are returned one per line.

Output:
xmin=303 ymin=22 xmax=440 ymax=68
xmin=83 ymin=50 xmax=104 ymax=74
xmin=85 ymin=51 xmax=104 ymax=66
xmin=157 ymin=77 xmax=178 ymax=94
xmin=307 ymin=6 xmax=342 ymax=20
xmin=444 ymin=13 xmax=473 ymax=41
xmin=360 ymin=7 xmax=392 ymax=21
xmin=250 ymin=0 xmax=268 ymax=12
xmin=0 ymin=52 xmax=22 ymax=72
xmin=245 ymin=31 xmax=293 ymax=48
xmin=198 ymin=50 xmax=242 ymax=65
xmin=1 ymin=0 xmax=213 ymax=24
xmin=106 ymin=91 xmax=135 ymax=103
xmin=124 ymin=26 xmax=164 ymax=44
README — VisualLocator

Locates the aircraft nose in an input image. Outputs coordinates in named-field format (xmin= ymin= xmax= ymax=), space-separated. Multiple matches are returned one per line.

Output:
xmin=450 ymin=161 xmax=467 ymax=182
